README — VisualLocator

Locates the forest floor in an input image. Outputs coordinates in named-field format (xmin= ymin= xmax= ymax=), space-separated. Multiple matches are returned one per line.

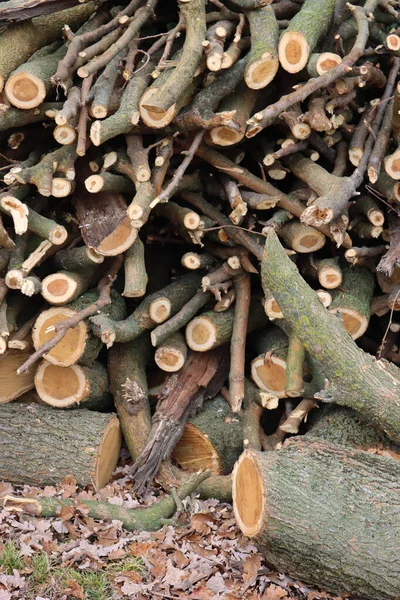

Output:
xmin=0 ymin=453 xmax=345 ymax=600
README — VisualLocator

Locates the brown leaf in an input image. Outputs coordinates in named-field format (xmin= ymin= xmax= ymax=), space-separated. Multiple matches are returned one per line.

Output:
xmin=261 ymin=584 xmax=289 ymax=600
xmin=190 ymin=513 xmax=217 ymax=536
xmin=171 ymin=550 xmax=189 ymax=569
xmin=59 ymin=505 xmax=75 ymax=521
xmin=65 ymin=579 xmax=85 ymax=600
xmin=129 ymin=541 xmax=156 ymax=557
xmin=60 ymin=475 xmax=77 ymax=499
xmin=243 ymin=554 xmax=262 ymax=588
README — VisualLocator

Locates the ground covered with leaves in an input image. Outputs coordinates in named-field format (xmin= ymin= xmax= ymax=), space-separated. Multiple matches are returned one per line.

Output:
xmin=0 ymin=456 xmax=345 ymax=600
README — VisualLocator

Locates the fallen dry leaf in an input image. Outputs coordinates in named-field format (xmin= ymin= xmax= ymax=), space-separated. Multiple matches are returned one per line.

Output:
xmin=190 ymin=513 xmax=217 ymax=536
xmin=243 ymin=553 xmax=263 ymax=588
xmin=65 ymin=579 xmax=86 ymax=599
xmin=262 ymin=584 xmax=289 ymax=600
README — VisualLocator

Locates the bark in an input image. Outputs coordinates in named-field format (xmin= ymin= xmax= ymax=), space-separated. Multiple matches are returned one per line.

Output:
xmin=0 ymin=402 xmax=121 ymax=488
xmin=261 ymin=230 xmax=400 ymax=444
xmin=233 ymin=440 xmax=400 ymax=600
xmin=130 ymin=347 xmax=229 ymax=493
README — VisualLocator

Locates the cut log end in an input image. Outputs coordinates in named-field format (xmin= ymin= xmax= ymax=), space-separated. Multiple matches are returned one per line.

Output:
xmin=384 ymin=151 xmax=400 ymax=180
xmin=35 ymin=361 xmax=88 ymax=408
xmin=318 ymin=267 xmax=343 ymax=289
xmin=209 ymin=126 xmax=244 ymax=147
xmin=90 ymin=120 xmax=102 ymax=146
xmin=315 ymin=52 xmax=342 ymax=75
xmin=301 ymin=206 xmax=334 ymax=228
xmin=245 ymin=54 xmax=279 ymax=90
xmin=172 ymin=423 xmax=221 ymax=474
xmin=91 ymin=104 xmax=108 ymax=119
xmin=53 ymin=124 xmax=77 ymax=146
xmin=49 ymin=226 xmax=68 ymax=245
xmin=181 ymin=252 xmax=201 ymax=270
xmin=85 ymin=174 xmax=104 ymax=193
xmin=41 ymin=273 xmax=78 ymax=305
xmin=289 ymin=229 xmax=326 ymax=253
xmin=154 ymin=346 xmax=185 ymax=372
xmin=183 ymin=211 xmax=201 ymax=230
xmin=140 ymin=88 xmax=177 ymax=129
xmin=149 ymin=298 xmax=171 ymax=324
xmin=32 ymin=307 xmax=87 ymax=367
xmin=95 ymin=415 xmax=121 ymax=489
xmin=232 ymin=451 xmax=264 ymax=537
xmin=386 ymin=34 xmax=400 ymax=51
xmin=0 ymin=348 xmax=36 ymax=403
xmin=278 ymin=32 xmax=310 ymax=74
xmin=51 ymin=178 xmax=73 ymax=198
xmin=95 ymin=217 xmax=137 ymax=256
xmin=264 ymin=296 xmax=283 ymax=320
xmin=5 ymin=73 xmax=46 ymax=110
xmin=186 ymin=316 xmax=216 ymax=352
xmin=329 ymin=307 xmax=368 ymax=340
xmin=251 ymin=354 xmax=287 ymax=398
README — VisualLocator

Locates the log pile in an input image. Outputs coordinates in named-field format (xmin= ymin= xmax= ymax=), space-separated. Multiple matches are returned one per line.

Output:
xmin=0 ymin=0 xmax=400 ymax=598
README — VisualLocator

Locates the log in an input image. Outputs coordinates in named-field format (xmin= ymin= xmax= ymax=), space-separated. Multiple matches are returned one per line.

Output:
xmin=186 ymin=302 xmax=267 ymax=352
xmin=250 ymin=327 xmax=289 ymax=398
xmin=0 ymin=346 xmax=37 ymax=403
xmin=278 ymin=0 xmax=336 ymax=73
xmin=154 ymin=331 xmax=188 ymax=373
xmin=34 ymin=359 xmax=111 ymax=410
xmin=0 ymin=3 xmax=95 ymax=92
xmin=261 ymin=230 xmax=400 ymax=443
xmin=0 ymin=402 xmax=121 ymax=488
xmin=31 ymin=289 xmax=125 ymax=367
xmin=233 ymin=440 xmax=400 ymax=600
xmin=172 ymin=395 xmax=242 ymax=475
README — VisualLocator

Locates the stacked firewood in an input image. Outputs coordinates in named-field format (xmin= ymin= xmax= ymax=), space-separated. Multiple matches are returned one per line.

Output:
xmin=0 ymin=0 xmax=400 ymax=598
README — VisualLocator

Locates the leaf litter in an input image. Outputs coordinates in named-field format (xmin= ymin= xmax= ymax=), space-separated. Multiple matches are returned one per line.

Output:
xmin=0 ymin=462 xmax=347 ymax=600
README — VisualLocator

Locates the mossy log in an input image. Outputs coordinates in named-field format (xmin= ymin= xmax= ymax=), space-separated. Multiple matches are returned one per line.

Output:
xmin=0 ymin=402 xmax=121 ymax=488
xmin=233 ymin=440 xmax=400 ymax=600
xmin=307 ymin=404 xmax=400 ymax=457
xmin=35 ymin=360 xmax=111 ymax=411
xmin=261 ymin=230 xmax=400 ymax=443
xmin=172 ymin=395 xmax=242 ymax=475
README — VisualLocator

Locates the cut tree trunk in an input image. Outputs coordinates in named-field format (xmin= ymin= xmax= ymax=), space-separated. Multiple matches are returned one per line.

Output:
xmin=172 ymin=395 xmax=242 ymax=475
xmin=0 ymin=402 xmax=121 ymax=488
xmin=233 ymin=440 xmax=400 ymax=600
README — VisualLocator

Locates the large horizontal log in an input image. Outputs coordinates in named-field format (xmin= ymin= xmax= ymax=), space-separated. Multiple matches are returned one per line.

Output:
xmin=0 ymin=402 xmax=121 ymax=488
xmin=233 ymin=440 xmax=400 ymax=600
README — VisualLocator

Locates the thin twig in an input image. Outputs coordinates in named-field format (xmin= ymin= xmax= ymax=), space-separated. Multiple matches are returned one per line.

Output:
xmin=150 ymin=131 xmax=205 ymax=208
